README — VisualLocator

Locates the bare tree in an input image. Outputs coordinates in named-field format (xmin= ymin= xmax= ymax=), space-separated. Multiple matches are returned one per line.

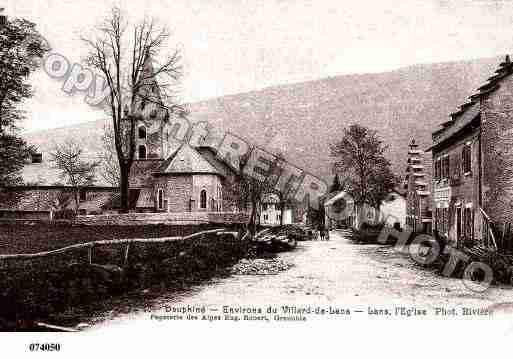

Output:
xmin=82 ymin=7 xmax=183 ymax=212
xmin=267 ymin=152 xmax=297 ymax=225
xmin=98 ymin=124 xmax=120 ymax=186
xmin=49 ymin=141 xmax=100 ymax=212
xmin=230 ymin=153 xmax=276 ymax=234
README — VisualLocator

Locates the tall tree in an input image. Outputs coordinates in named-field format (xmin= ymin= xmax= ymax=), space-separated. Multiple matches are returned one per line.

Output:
xmin=330 ymin=124 xmax=396 ymax=224
xmin=49 ymin=141 xmax=100 ymax=212
xmin=0 ymin=134 xmax=32 ymax=186
xmin=0 ymin=17 xmax=48 ymax=131
xmin=267 ymin=153 xmax=297 ymax=225
xmin=224 ymin=152 xmax=275 ymax=234
xmin=0 ymin=15 xmax=48 ymax=185
xmin=83 ymin=7 xmax=183 ymax=212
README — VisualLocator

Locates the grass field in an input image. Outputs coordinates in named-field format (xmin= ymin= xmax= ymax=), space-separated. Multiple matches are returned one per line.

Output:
xmin=0 ymin=222 xmax=249 ymax=331
xmin=0 ymin=222 xmax=230 ymax=255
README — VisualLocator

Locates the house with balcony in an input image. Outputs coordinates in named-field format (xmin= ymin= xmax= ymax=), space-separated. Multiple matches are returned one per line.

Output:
xmin=403 ymin=139 xmax=432 ymax=233
xmin=427 ymin=55 xmax=513 ymax=251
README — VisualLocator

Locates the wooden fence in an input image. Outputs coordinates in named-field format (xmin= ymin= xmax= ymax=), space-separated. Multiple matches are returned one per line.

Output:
xmin=0 ymin=228 xmax=241 ymax=263
xmin=479 ymin=207 xmax=513 ymax=254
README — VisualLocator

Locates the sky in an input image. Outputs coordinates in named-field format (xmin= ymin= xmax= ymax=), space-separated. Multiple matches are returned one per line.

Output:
xmin=7 ymin=0 xmax=513 ymax=131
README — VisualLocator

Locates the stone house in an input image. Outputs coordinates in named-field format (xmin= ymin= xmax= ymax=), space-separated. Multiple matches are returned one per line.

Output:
xmin=0 ymin=186 xmax=119 ymax=219
xmin=428 ymin=55 xmax=513 ymax=250
xmin=260 ymin=193 xmax=293 ymax=226
xmin=129 ymin=143 xmax=237 ymax=213
xmin=323 ymin=190 xmax=406 ymax=229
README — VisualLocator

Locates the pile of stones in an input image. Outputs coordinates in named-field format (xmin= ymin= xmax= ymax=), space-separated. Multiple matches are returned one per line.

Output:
xmin=231 ymin=258 xmax=293 ymax=275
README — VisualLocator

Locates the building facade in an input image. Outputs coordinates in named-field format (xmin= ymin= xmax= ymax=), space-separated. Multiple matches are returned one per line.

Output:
xmin=259 ymin=194 xmax=293 ymax=226
xmin=429 ymin=55 xmax=513 ymax=250
xmin=1 ymin=52 xmax=243 ymax=217
xmin=323 ymin=190 xmax=406 ymax=230
xmin=403 ymin=139 xmax=432 ymax=233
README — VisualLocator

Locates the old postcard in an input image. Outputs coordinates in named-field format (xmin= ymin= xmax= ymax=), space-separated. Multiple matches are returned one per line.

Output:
xmin=1 ymin=0 xmax=513 ymax=357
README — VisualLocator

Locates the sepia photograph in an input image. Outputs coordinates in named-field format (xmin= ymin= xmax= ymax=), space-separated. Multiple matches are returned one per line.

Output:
xmin=1 ymin=0 xmax=513 ymax=357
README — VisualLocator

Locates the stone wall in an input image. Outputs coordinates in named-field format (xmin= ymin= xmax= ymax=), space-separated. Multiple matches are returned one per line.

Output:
xmin=154 ymin=175 xmax=193 ymax=212
xmin=192 ymin=174 xmax=222 ymax=211
xmin=74 ymin=212 xmax=249 ymax=226
xmin=481 ymin=72 xmax=513 ymax=224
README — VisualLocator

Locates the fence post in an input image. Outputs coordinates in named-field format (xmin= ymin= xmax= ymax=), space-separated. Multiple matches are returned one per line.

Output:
xmin=87 ymin=245 xmax=93 ymax=264
xmin=123 ymin=244 xmax=130 ymax=266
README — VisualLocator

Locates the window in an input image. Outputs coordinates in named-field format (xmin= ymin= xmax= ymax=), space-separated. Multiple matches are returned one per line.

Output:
xmin=79 ymin=189 xmax=87 ymax=201
xmin=138 ymin=126 xmax=146 ymax=140
xmin=140 ymin=99 xmax=146 ymax=110
xmin=462 ymin=144 xmax=471 ymax=174
xmin=263 ymin=203 xmax=268 ymax=211
xmin=31 ymin=153 xmax=42 ymax=164
xmin=263 ymin=214 xmax=268 ymax=221
xmin=157 ymin=189 xmax=164 ymax=210
xmin=441 ymin=156 xmax=450 ymax=180
xmin=200 ymin=189 xmax=207 ymax=209
xmin=138 ymin=145 xmax=147 ymax=159
xmin=441 ymin=208 xmax=448 ymax=234
xmin=435 ymin=158 xmax=441 ymax=181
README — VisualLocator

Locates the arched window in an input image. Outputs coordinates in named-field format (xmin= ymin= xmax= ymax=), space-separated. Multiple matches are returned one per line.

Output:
xmin=200 ymin=189 xmax=207 ymax=209
xmin=138 ymin=145 xmax=147 ymax=159
xmin=157 ymin=189 xmax=164 ymax=210
xmin=138 ymin=125 xmax=146 ymax=140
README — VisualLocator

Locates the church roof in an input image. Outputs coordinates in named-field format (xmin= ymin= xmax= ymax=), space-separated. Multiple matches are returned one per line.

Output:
xmin=195 ymin=146 xmax=234 ymax=177
xmin=156 ymin=144 xmax=226 ymax=177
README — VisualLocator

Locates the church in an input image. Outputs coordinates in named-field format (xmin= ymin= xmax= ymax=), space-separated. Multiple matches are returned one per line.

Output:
xmin=0 ymin=53 xmax=243 ymax=218
xmin=123 ymin=51 xmax=239 ymax=214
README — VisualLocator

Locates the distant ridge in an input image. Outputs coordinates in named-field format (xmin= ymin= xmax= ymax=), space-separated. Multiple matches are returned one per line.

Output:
xmin=23 ymin=56 xmax=502 ymax=185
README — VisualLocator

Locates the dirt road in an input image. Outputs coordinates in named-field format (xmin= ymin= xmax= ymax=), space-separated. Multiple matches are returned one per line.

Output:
xmin=92 ymin=229 xmax=513 ymax=329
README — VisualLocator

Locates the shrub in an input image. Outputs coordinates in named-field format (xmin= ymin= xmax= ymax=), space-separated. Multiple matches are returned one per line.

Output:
xmin=0 ymin=232 xmax=249 ymax=331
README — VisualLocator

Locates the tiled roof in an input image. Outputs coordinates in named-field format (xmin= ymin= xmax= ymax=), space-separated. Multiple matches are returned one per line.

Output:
xmin=430 ymin=102 xmax=480 ymax=149
xmin=0 ymin=188 xmax=73 ymax=212
xmin=431 ymin=56 xmax=513 ymax=149
xmin=157 ymin=144 xmax=225 ymax=176
xmin=195 ymin=146 xmax=234 ymax=177
xmin=0 ymin=187 xmax=119 ymax=212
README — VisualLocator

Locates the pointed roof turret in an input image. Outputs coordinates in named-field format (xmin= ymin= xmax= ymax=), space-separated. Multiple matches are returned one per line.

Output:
xmin=141 ymin=48 xmax=155 ymax=80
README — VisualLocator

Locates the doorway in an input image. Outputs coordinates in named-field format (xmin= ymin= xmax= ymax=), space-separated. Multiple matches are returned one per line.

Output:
xmin=456 ymin=207 xmax=462 ymax=243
